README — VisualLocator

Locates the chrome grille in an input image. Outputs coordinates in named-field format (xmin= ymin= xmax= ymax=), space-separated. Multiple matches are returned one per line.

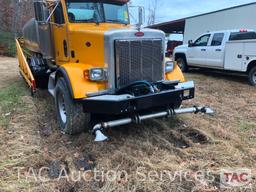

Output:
xmin=115 ymin=39 xmax=163 ymax=88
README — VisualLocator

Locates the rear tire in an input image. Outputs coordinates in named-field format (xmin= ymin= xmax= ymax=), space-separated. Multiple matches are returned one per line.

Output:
xmin=176 ymin=57 xmax=188 ymax=72
xmin=55 ymin=78 xmax=90 ymax=134
xmin=248 ymin=66 xmax=256 ymax=86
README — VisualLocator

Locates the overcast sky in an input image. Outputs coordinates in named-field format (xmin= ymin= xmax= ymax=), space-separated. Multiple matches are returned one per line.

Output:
xmin=131 ymin=0 xmax=256 ymax=23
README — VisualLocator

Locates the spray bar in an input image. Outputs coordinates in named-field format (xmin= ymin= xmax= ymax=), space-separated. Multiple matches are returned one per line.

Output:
xmin=93 ymin=106 xmax=214 ymax=142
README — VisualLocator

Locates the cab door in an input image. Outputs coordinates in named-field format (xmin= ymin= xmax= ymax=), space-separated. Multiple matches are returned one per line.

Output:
xmin=187 ymin=34 xmax=211 ymax=66
xmin=206 ymin=33 xmax=225 ymax=68
xmin=51 ymin=2 xmax=69 ymax=63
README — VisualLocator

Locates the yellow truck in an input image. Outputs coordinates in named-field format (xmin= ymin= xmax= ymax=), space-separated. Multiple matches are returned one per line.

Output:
xmin=17 ymin=0 xmax=213 ymax=141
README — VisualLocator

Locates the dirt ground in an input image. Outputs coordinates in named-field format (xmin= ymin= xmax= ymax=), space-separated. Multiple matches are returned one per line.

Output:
xmin=0 ymin=57 xmax=255 ymax=192
xmin=0 ymin=57 xmax=19 ymax=89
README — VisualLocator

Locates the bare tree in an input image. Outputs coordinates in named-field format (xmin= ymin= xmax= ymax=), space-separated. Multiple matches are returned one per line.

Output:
xmin=15 ymin=0 xmax=34 ymax=35
xmin=0 ymin=0 xmax=15 ymax=32
xmin=128 ymin=0 xmax=158 ymax=26
xmin=0 ymin=0 xmax=34 ymax=56
xmin=147 ymin=0 xmax=158 ymax=26
xmin=0 ymin=0 xmax=34 ymax=33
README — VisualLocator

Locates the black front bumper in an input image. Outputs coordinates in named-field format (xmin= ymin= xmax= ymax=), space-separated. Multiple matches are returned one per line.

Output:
xmin=81 ymin=81 xmax=195 ymax=115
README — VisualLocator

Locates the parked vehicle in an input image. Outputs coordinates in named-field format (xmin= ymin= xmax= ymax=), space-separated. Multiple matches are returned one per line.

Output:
xmin=173 ymin=29 xmax=256 ymax=86
xmin=16 ymin=0 xmax=213 ymax=142
xmin=166 ymin=40 xmax=183 ymax=57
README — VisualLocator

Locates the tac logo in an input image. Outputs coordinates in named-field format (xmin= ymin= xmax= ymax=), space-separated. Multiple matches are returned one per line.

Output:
xmin=220 ymin=168 xmax=252 ymax=189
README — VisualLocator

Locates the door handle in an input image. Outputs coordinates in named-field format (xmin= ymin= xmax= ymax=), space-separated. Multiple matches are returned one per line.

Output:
xmin=63 ymin=40 xmax=68 ymax=57
xmin=201 ymin=49 xmax=206 ymax=51
xmin=215 ymin=49 xmax=222 ymax=51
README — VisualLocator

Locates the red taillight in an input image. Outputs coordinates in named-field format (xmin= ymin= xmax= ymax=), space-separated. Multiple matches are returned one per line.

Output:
xmin=32 ymin=80 xmax=36 ymax=91
xmin=135 ymin=31 xmax=144 ymax=37
xmin=240 ymin=29 xmax=248 ymax=32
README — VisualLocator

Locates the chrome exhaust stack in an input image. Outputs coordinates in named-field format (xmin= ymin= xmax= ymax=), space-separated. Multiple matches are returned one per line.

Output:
xmin=92 ymin=106 xmax=214 ymax=142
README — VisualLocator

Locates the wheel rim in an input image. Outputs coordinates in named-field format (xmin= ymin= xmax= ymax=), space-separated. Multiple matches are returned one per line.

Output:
xmin=177 ymin=59 xmax=184 ymax=70
xmin=57 ymin=92 xmax=67 ymax=124
xmin=253 ymin=71 xmax=256 ymax=84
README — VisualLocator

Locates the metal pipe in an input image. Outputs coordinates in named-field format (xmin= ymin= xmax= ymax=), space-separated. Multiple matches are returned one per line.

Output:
xmin=103 ymin=118 xmax=133 ymax=128
xmin=139 ymin=111 xmax=170 ymax=121
xmin=175 ymin=107 xmax=200 ymax=114
xmin=174 ymin=106 xmax=214 ymax=115
xmin=93 ymin=106 xmax=213 ymax=142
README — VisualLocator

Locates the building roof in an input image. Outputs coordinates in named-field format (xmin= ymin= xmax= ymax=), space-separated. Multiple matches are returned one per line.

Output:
xmin=148 ymin=2 xmax=256 ymax=34
xmin=148 ymin=19 xmax=185 ymax=34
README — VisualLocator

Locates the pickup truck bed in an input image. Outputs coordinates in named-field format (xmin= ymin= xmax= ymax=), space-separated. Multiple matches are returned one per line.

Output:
xmin=225 ymin=39 xmax=256 ymax=72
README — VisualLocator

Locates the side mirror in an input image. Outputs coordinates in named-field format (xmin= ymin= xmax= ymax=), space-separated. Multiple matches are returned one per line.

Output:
xmin=188 ymin=40 xmax=193 ymax=47
xmin=34 ymin=0 xmax=50 ymax=23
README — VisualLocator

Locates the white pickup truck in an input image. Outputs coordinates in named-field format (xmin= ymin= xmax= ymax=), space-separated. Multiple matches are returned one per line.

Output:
xmin=173 ymin=29 xmax=256 ymax=86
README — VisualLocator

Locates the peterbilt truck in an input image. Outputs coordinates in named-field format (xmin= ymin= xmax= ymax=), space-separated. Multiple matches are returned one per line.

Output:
xmin=16 ymin=0 xmax=213 ymax=142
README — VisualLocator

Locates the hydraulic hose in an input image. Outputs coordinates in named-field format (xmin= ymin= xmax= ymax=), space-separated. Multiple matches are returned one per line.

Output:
xmin=45 ymin=59 xmax=58 ymax=70
xmin=117 ymin=80 xmax=156 ymax=95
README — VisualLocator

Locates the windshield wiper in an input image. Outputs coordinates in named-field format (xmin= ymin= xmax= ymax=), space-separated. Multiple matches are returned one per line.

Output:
xmin=105 ymin=19 xmax=127 ymax=24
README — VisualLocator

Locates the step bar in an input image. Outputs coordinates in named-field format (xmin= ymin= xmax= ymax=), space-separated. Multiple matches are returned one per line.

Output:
xmin=93 ymin=106 xmax=214 ymax=142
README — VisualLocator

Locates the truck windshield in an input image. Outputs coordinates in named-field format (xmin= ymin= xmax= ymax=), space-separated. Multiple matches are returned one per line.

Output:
xmin=66 ymin=1 xmax=129 ymax=24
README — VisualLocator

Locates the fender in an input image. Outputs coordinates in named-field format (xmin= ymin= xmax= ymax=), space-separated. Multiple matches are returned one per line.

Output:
xmin=56 ymin=63 xmax=107 ymax=99
xmin=173 ymin=45 xmax=188 ymax=61
xmin=56 ymin=67 xmax=74 ymax=98
xmin=165 ymin=58 xmax=185 ymax=82
xmin=245 ymin=58 xmax=256 ymax=72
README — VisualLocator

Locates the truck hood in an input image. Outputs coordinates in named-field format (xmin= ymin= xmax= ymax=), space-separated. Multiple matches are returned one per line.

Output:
xmin=67 ymin=23 xmax=165 ymax=71
xmin=68 ymin=23 xmax=130 ymax=34
xmin=175 ymin=44 xmax=188 ymax=49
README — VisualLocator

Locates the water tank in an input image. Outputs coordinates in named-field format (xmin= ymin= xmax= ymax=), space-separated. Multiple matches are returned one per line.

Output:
xmin=22 ymin=1 xmax=54 ymax=59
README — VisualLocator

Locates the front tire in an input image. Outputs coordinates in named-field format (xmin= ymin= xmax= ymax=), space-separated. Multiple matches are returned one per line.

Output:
xmin=248 ymin=66 xmax=256 ymax=86
xmin=55 ymin=78 xmax=90 ymax=134
xmin=176 ymin=57 xmax=188 ymax=72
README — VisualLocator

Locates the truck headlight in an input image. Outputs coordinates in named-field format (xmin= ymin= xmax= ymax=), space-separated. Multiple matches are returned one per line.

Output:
xmin=165 ymin=61 xmax=174 ymax=73
xmin=88 ymin=68 xmax=108 ymax=81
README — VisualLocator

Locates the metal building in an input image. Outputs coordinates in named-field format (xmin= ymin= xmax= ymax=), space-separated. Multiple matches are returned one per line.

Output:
xmin=149 ymin=2 xmax=256 ymax=44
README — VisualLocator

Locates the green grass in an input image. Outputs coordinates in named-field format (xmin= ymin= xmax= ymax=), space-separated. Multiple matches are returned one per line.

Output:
xmin=239 ymin=121 xmax=256 ymax=131
xmin=239 ymin=121 xmax=256 ymax=142
xmin=0 ymin=82 xmax=27 ymax=126
xmin=0 ymin=31 xmax=16 ymax=57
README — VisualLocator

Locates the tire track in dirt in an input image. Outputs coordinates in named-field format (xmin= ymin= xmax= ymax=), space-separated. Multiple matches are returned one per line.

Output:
xmin=1 ymin=57 xmax=256 ymax=191
xmin=30 ymin=88 xmax=214 ymax=191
